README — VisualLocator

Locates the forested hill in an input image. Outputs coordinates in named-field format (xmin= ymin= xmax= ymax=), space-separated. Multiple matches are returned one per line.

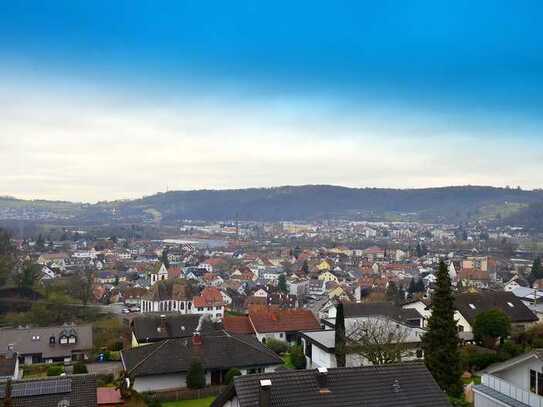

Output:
xmin=2 ymin=185 xmax=543 ymax=224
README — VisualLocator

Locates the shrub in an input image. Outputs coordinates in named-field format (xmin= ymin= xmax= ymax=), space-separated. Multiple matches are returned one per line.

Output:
xmin=225 ymin=368 xmax=242 ymax=384
xmin=73 ymin=362 xmax=88 ymax=374
xmin=460 ymin=346 xmax=509 ymax=372
xmin=289 ymin=345 xmax=306 ymax=370
xmin=186 ymin=360 xmax=206 ymax=389
xmin=46 ymin=365 xmax=64 ymax=377
xmin=96 ymin=373 xmax=115 ymax=387
xmin=499 ymin=340 xmax=524 ymax=358
xmin=265 ymin=338 xmax=289 ymax=355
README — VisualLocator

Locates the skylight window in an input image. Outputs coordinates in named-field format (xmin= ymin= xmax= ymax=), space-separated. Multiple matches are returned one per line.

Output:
xmin=507 ymin=302 xmax=515 ymax=308
xmin=468 ymin=304 xmax=476 ymax=310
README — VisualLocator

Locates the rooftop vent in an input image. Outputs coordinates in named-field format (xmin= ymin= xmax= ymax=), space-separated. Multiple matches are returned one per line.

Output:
xmin=392 ymin=379 xmax=401 ymax=393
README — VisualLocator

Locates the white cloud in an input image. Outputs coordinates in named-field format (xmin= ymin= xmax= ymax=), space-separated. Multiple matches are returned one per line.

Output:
xmin=0 ymin=75 xmax=541 ymax=202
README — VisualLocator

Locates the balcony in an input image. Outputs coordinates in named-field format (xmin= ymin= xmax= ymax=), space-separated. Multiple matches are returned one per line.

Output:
xmin=474 ymin=374 xmax=543 ymax=407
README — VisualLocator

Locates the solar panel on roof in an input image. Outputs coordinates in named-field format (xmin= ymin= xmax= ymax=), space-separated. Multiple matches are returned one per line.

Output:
xmin=0 ymin=378 xmax=72 ymax=398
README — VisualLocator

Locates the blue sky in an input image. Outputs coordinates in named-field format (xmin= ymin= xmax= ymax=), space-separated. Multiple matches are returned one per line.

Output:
xmin=1 ymin=1 xmax=542 ymax=201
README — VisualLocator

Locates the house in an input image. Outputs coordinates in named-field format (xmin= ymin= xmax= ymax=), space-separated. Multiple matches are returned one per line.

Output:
xmin=329 ymin=302 xmax=425 ymax=328
xmin=140 ymin=279 xmax=195 ymax=313
xmin=130 ymin=314 xmax=218 ymax=347
xmin=211 ymin=362 xmax=451 ymax=407
xmin=311 ymin=303 xmax=426 ymax=368
xmin=474 ymin=349 xmax=543 ymax=406
xmin=120 ymin=331 xmax=282 ymax=392
xmin=0 ymin=324 xmax=93 ymax=365
xmin=192 ymin=287 xmax=225 ymax=321
xmin=318 ymin=271 xmax=338 ymax=283
xmin=248 ymin=308 xmax=320 ymax=343
xmin=0 ymin=375 xmax=97 ymax=407
xmin=454 ymin=291 xmax=538 ymax=333
xmin=224 ymin=315 xmax=255 ymax=335
xmin=458 ymin=268 xmax=490 ymax=288
xmin=150 ymin=262 xmax=169 ymax=286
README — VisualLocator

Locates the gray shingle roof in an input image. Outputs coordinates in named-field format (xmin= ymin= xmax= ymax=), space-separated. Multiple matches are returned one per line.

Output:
xmin=455 ymin=291 xmax=538 ymax=324
xmin=0 ymin=324 xmax=93 ymax=359
xmin=131 ymin=314 xmax=218 ymax=342
xmin=212 ymin=362 xmax=450 ymax=407
xmin=343 ymin=303 xmax=423 ymax=323
xmin=121 ymin=331 xmax=282 ymax=377
xmin=0 ymin=374 xmax=97 ymax=407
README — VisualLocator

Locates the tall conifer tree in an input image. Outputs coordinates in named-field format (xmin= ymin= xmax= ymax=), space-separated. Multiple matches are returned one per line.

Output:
xmin=422 ymin=260 xmax=463 ymax=397
xmin=335 ymin=302 xmax=346 ymax=367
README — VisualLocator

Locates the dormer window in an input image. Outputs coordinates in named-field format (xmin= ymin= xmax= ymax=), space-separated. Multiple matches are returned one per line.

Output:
xmin=68 ymin=335 xmax=77 ymax=344
xmin=468 ymin=304 xmax=476 ymax=310
xmin=60 ymin=336 xmax=68 ymax=344
xmin=49 ymin=336 xmax=56 ymax=344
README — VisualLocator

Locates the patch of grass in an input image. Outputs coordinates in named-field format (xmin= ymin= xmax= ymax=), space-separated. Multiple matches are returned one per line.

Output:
xmin=162 ymin=396 xmax=215 ymax=407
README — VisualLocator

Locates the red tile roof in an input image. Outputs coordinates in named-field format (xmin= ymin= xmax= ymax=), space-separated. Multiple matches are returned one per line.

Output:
xmin=249 ymin=308 xmax=320 ymax=333
xmin=97 ymin=387 xmax=124 ymax=405
xmin=193 ymin=287 xmax=224 ymax=308
xmin=224 ymin=315 xmax=255 ymax=335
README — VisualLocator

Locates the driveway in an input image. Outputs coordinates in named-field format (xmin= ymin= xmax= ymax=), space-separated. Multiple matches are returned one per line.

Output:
xmin=86 ymin=361 xmax=123 ymax=376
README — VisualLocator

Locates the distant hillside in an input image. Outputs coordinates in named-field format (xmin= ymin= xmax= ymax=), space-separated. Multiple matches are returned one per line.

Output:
xmin=501 ymin=202 xmax=543 ymax=231
xmin=2 ymin=185 xmax=543 ymax=224
xmin=115 ymin=185 xmax=543 ymax=223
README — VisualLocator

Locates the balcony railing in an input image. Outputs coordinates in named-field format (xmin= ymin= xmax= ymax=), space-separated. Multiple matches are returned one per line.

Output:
xmin=481 ymin=373 xmax=543 ymax=407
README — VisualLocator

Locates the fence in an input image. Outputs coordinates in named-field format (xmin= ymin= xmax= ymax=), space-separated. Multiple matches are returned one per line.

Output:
xmin=145 ymin=385 xmax=227 ymax=402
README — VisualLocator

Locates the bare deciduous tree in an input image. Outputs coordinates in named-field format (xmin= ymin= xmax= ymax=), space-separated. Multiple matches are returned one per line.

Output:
xmin=345 ymin=317 xmax=411 ymax=365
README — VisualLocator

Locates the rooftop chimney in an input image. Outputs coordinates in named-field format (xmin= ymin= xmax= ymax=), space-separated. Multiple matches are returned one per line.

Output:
xmin=316 ymin=367 xmax=330 ymax=394
xmin=192 ymin=331 xmax=203 ymax=346
xmin=259 ymin=379 xmax=272 ymax=407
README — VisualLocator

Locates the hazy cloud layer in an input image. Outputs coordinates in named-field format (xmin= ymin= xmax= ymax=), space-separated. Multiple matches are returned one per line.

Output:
xmin=0 ymin=75 xmax=540 ymax=203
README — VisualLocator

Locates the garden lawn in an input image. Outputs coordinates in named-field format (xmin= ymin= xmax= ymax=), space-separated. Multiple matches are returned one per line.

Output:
xmin=162 ymin=396 xmax=215 ymax=407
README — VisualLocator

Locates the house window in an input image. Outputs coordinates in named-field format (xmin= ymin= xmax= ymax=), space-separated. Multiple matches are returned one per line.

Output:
xmin=49 ymin=336 xmax=56 ymax=344
xmin=531 ymin=370 xmax=537 ymax=393
xmin=279 ymin=333 xmax=284 ymax=339
xmin=215 ymin=306 xmax=221 ymax=310
xmin=416 ymin=349 xmax=423 ymax=358
xmin=188 ymin=302 xmax=192 ymax=310
xmin=198 ymin=307 xmax=204 ymax=312
xmin=538 ymin=372 xmax=543 ymax=396
xmin=180 ymin=302 xmax=184 ymax=310
xmin=60 ymin=336 xmax=68 ymax=344
xmin=68 ymin=335 xmax=77 ymax=344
